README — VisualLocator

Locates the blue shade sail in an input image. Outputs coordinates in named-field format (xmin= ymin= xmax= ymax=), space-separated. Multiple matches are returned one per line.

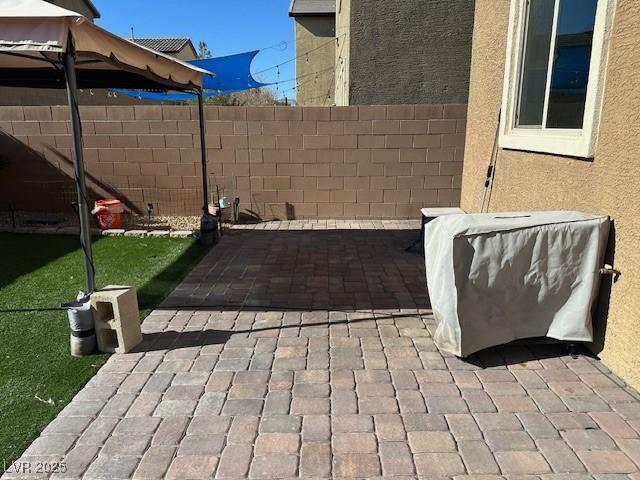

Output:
xmin=113 ymin=50 xmax=271 ymax=101
xmin=196 ymin=50 xmax=269 ymax=91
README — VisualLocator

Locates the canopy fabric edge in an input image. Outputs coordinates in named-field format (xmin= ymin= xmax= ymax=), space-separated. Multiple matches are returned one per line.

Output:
xmin=0 ymin=4 xmax=213 ymax=91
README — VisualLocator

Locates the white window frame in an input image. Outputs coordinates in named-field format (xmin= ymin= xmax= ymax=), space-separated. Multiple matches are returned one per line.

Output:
xmin=499 ymin=0 xmax=616 ymax=158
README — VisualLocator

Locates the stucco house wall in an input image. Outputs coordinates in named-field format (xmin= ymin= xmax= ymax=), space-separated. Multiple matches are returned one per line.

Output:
xmin=295 ymin=17 xmax=336 ymax=106
xmin=460 ymin=0 xmax=640 ymax=389
xmin=335 ymin=0 xmax=475 ymax=105
xmin=171 ymin=44 xmax=198 ymax=62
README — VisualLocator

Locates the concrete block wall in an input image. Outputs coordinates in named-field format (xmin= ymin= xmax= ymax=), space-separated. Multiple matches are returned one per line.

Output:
xmin=0 ymin=104 xmax=466 ymax=219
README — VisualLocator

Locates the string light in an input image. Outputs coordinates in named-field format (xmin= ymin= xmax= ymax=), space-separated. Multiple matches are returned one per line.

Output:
xmin=251 ymin=32 xmax=347 ymax=77
xmin=200 ymin=31 xmax=349 ymax=95
xmin=275 ymin=31 xmax=345 ymax=105
xmin=276 ymin=68 xmax=334 ymax=96
xmin=123 ymin=29 xmax=350 ymax=103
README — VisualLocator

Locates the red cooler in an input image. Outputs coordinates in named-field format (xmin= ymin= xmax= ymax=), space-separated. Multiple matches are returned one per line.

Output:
xmin=92 ymin=199 xmax=124 ymax=229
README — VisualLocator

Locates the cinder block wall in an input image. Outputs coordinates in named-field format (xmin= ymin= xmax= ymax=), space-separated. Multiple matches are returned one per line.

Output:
xmin=0 ymin=104 xmax=466 ymax=219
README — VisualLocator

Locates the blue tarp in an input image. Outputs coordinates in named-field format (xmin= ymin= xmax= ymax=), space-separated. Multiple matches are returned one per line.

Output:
xmin=114 ymin=50 xmax=270 ymax=101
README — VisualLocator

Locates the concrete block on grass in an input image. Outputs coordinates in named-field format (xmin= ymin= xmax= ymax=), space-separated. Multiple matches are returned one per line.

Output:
xmin=90 ymin=286 xmax=142 ymax=354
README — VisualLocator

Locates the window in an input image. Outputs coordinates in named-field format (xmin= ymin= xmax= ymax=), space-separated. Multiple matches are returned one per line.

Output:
xmin=500 ymin=0 xmax=614 ymax=157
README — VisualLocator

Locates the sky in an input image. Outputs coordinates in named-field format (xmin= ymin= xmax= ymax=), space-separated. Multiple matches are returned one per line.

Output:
xmin=93 ymin=0 xmax=297 ymax=99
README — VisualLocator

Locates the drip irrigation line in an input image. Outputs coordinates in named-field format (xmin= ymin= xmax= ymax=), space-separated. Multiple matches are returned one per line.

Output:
xmin=0 ymin=307 xmax=67 ymax=313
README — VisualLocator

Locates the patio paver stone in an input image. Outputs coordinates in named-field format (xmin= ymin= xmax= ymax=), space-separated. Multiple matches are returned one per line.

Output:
xmin=3 ymin=220 xmax=640 ymax=479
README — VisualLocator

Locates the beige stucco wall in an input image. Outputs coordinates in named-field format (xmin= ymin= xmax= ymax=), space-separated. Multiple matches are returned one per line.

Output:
xmin=334 ymin=0 xmax=351 ymax=106
xmin=461 ymin=0 xmax=640 ymax=389
xmin=172 ymin=44 xmax=198 ymax=62
xmin=294 ymin=17 xmax=335 ymax=106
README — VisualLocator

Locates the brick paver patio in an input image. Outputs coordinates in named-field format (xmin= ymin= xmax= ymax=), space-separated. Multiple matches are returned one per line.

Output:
xmin=5 ymin=220 xmax=640 ymax=479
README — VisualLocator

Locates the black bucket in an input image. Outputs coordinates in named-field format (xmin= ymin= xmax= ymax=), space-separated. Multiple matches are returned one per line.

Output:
xmin=200 ymin=212 xmax=220 ymax=246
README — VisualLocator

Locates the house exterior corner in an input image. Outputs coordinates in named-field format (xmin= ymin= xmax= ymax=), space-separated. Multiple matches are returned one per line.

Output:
xmin=461 ymin=0 xmax=640 ymax=390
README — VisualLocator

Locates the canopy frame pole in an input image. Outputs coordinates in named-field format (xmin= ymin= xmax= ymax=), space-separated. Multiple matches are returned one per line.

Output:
xmin=197 ymin=91 xmax=209 ymax=213
xmin=62 ymin=38 xmax=95 ymax=294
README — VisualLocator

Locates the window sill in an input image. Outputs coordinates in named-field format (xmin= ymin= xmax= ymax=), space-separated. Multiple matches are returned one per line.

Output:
xmin=499 ymin=129 xmax=595 ymax=158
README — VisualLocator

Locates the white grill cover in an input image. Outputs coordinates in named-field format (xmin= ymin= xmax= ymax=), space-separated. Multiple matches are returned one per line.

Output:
xmin=424 ymin=211 xmax=610 ymax=357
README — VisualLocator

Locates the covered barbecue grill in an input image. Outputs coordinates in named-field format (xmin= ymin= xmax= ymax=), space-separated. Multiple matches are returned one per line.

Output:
xmin=424 ymin=211 xmax=610 ymax=357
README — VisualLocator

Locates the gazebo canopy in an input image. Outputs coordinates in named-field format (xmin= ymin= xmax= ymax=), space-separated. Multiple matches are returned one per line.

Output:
xmin=0 ymin=0 xmax=211 ymax=90
xmin=0 ymin=0 xmax=215 ymax=295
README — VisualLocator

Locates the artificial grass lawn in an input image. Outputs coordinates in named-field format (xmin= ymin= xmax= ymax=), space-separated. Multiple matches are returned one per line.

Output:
xmin=0 ymin=234 xmax=209 ymax=465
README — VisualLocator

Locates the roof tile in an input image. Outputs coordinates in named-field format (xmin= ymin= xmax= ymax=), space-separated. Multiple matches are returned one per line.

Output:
xmin=131 ymin=38 xmax=191 ymax=53
xmin=289 ymin=0 xmax=335 ymax=16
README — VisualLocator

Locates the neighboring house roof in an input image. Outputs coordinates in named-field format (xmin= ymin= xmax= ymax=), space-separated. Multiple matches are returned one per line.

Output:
xmin=83 ymin=0 xmax=100 ymax=18
xmin=131 ymin=38 xmax=194 ymax=54
xmin=289 ymin=0 xmax=335 ymax=17
xmin=45 ymin=0 xmax=101 ymax=18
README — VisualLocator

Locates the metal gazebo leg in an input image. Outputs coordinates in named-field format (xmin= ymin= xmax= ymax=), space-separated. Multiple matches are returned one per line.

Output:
xmin=197 ymin=91 xmax=209 ymax=216
xmin=63 ymin=43 xmax=95 ymax=294
xmin=197 ymin=91 xmax=217 ymax=245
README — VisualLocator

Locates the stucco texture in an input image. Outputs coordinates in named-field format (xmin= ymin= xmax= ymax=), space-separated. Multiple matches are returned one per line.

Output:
xmin=461 ymin=0 xmax=640 ymax=389
xmin=295 ymin=17 xmax=336 ymax=106
xmin=346 ymin=0 xmax=474 ymax=105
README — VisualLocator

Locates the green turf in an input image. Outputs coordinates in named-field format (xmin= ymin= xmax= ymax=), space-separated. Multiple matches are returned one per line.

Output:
xmin=0 ymin=234 xmax=208 ymax=465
